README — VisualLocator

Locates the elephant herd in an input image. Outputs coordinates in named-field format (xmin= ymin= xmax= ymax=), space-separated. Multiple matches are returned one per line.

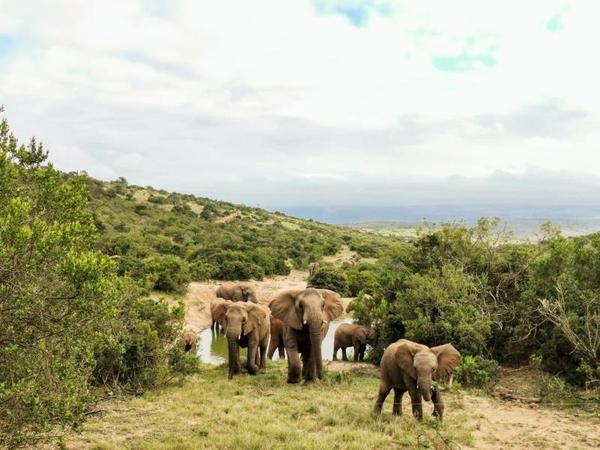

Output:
xmin=204 ymin=281 xmax=462 ymax=420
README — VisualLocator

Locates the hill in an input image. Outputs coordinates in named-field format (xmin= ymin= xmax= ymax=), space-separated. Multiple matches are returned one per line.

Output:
xmin=86 ymin=177 xmax=399 ymax=294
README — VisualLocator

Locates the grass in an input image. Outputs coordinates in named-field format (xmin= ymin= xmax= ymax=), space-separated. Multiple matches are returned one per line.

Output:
xmin=68 ymin=362 xmax=473 ymax=449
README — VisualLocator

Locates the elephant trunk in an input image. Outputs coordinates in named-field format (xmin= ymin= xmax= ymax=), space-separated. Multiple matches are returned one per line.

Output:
xmin=417 ymin=376 xmax=432 ymax=402
xmin=226 ymin=323 xmax=241 ymax=380
xmin=309 ymin=322 xmax=323 ymax=379
xmin=227 ymin=337 xmax=238 ymax=379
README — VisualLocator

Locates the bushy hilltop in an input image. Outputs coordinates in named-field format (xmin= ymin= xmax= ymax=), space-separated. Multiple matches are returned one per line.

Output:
xmin=87 ymin=177 xmax=399 ymax=293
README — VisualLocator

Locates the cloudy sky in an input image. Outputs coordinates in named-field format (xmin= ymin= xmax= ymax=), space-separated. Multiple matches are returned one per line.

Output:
xmin=1 ymin=0 xmax=600 ymax=220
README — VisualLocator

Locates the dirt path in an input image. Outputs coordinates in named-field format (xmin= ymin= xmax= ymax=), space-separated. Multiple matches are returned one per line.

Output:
xmin=183 ymin=270 xmax=353 ymax=333
xmin=461 ymin=394 xmax=600 ymax=449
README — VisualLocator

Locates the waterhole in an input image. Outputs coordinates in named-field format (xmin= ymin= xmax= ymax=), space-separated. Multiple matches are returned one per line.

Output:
xmin=197 ymin=317 xmax=354 ymax=364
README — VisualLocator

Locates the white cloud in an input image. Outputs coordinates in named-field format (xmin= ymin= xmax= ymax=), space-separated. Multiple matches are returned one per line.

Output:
xmin=1 ymin=0 xmax=600 ymax=217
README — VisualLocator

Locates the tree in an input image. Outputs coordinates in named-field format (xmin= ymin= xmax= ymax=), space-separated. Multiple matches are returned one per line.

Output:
xmin=0 ymin=109 xmax=120 ymax=447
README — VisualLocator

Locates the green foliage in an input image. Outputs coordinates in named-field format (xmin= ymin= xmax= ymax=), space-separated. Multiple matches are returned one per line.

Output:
xmin=0 ymin=111 xmax=196 ymax=447
xmin=400 ymin=264 xmax=492 ymax=355
xmin=454 ymin=356 xmax=501 ymax=389
xmin=147 ymin=254 xmax=191 ymax=293
xmin=92 ymin=286 xmax=198 ymax=391
xmin=0 ymin=116 xmax=119 ymax=447
xmin=87 ymin=178 xmax=380 ymax=289
xmin=308 ymin=265 xmax=349 ymax=296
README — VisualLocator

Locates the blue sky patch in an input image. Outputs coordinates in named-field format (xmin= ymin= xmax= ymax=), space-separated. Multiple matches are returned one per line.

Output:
xmin=432 ymin=35 xmax=499 ymax=72
xmin=0 ymin=35 xmax=16 ymax=64
xmin=546 ymin=11 xmax=564 ymax=32
xmin=313 ymin=0 xmax=393 ymax=27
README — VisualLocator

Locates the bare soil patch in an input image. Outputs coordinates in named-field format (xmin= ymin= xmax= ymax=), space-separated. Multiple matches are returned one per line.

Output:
xmin=462 ymin=393 xmax=600 ymax=449
xmin=183 ymin=270 xmax=352 ymax=332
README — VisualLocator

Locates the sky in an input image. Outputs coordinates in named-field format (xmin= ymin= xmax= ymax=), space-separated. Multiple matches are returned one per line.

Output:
xmin=1 ymin=0 xmax=600 ymax=221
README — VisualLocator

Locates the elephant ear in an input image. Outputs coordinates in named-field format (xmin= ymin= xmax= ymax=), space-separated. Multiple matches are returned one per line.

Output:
xmin=431 ymin=343 xmax=461 ymax=381
xmin=317 ymin=289 xmax=344 ymax=322
xmin=356 ymin=327 xmax=367 ymax=344
xmin=243 ymin=303 xmax=267 ymax=335
xmin=394 ymin=340 xmax=418 ymax=378
xmin=211 ymin=299 xmax=231 ymax=325
xmin=269 ymin=289 xmax=303 ymax=330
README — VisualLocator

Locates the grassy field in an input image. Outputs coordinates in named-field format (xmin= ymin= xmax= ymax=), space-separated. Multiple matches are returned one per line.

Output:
xmin=69 ymin=362 xmax=473 ymax=449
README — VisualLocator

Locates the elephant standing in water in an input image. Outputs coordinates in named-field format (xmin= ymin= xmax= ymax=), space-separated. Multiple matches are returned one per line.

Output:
xmin=269 ymin=288 xmax=343 ymax=383
xmin=216 ymin=282 xmax=259 ymax=303
xmin=210 ymin=298 xmax=229 ymax=333
xmin=213 ymin=282 xmax=259 ymax=332
xmin=212 ymin=300 xmax=270 ymax=379
xmin=267 ymin=316 xmax=286 ymax=359
xmin=333 ymin=323 xmax=376 ymax=361
xmin=374 ymin=339 xmax=461 ymax=421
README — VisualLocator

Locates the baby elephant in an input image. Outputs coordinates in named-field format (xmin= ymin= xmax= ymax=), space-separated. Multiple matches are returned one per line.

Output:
xmin=374 ymin=339 xmax=461 ymax=421
xmin=333 ymin=323 xmax=376 ymax=361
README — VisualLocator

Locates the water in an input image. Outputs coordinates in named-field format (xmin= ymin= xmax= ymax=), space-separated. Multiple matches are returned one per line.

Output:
xmin=197 ymin=318 xmax=354 ymax=364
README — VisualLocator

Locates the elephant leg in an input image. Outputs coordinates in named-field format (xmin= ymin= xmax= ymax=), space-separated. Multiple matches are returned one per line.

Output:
xmin=353 ymin=344 xmax=360 ymax=362
xmin=286 ymin=346 xmax=302 ymax=384
xmin=333 ymin=345 xmax=338 ymax=361
xmin=259 ymin=337 xmax=268 ymax=371
xmin=408 ymin=386 xmax=423 ymax=420
xmin=393 ymin=388 xmax=405 ymax=416
xmin=432 ymin=388 xmax=444 ymax=421
xmin=342 ymin=347 xmax=348 ymax=361
xmin=267 ymin=337 xmax=277 ymax=360
xmin=278 ymin=344 xmax=286 ymax=360
xmin=374 ymin=381 xmax=392 ymax=414
xmin=247 ymin=340 xmax=259 ymax=375
xmin=302 ymin=348 xmax=315 ymax=382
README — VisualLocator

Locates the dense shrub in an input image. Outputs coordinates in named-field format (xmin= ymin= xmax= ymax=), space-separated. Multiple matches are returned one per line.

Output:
xmin=454 ymin=355 xmax=501 ymax=389
xmin=0 ymin=119 xmax=118 ymax=447
xmin=308 ymin=265 xmax=349 ymax=296
xmin=0 ymin=112 xmax=197 ymax=446
xmin=92 ymin=286 xmax=198 ymax=391
xmin=147 ymin=255 xmax=191 ymax=293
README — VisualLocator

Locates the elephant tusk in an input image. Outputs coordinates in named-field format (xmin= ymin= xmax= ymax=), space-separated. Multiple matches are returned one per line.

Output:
xmin=303 ymin=320 xmax=307 ymax=325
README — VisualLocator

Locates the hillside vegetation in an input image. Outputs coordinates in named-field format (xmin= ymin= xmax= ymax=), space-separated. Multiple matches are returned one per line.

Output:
xmin=88 ymin=177 xmax=398 ymax=293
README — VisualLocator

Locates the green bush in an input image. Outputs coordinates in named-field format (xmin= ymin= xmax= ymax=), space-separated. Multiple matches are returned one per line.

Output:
xmin=92 ymin=288 xmax=198 ymax=391
xmin=147 ymin=255 xmax=191 ymax=293
xmin=189 ymin=260 xmax=219 ymax=281
xmin=399 ymin=264 xmax=492 ymax=355
xmin=308 ymin=266 xmax=349 ymax=296
xmin=454 ymin=355 xmax=501 ymax=389
xmin=345 ymin=267 xmax=379 ymax=296
xmin=0 ymin=119 xmax=119 ymax=447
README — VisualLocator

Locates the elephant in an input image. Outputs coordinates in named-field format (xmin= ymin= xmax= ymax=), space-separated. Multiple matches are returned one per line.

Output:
xmin=210 ymin=298 xmax=230 ymax=333
xmin=373 ymin=339 xmax=461 ymax=421
xmin=215 ymin=282 xmax=258 ymax=304
xmin=182 ymin=328 xmax=198 ymax=353
xmin=307 ymin=262 xmax=319 ymax=276
xmin=333 ymin=323 xmax=376 ymax=361
xmin=269 ymin=288 xmax=343 ymax=383
xmin=267 ymin=316 xmax=286 ymax=360
xmin=211 ymin=300 xmax=270 ymax=379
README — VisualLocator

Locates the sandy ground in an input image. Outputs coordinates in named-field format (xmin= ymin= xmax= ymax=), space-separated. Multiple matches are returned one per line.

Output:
xmin=462 ymin=394 xmax=600 ymax=449
xmin=183 ymin=270 xmax=353 ymax=333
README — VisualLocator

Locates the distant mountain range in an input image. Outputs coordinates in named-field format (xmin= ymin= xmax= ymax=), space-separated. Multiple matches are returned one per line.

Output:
xmin=279 ymin=205 xmax=600 ymax=239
